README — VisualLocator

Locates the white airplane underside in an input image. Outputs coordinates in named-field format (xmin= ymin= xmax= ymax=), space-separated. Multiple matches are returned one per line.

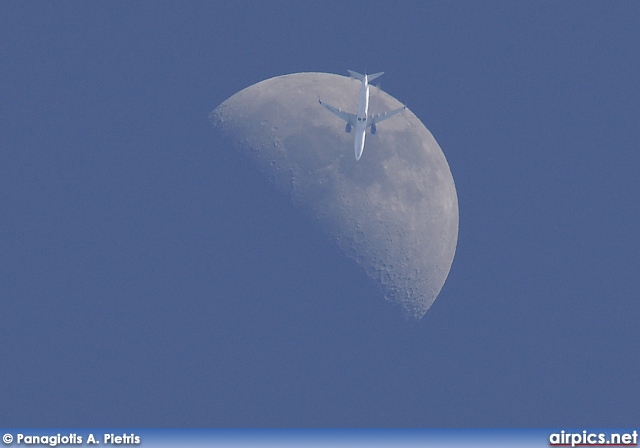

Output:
xmin=319 ymin=70 xmax=406 ymax=161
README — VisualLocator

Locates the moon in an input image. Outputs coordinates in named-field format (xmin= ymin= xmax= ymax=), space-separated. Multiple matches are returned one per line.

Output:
xmin=209 ymin=72 xmax=458 ymax=319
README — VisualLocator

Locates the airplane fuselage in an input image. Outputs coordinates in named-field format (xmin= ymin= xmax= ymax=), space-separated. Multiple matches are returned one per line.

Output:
xmin=354 ymin=75 xmax=370 ymax=161
xmin=318 ymin=70 xmax=405 ymax=161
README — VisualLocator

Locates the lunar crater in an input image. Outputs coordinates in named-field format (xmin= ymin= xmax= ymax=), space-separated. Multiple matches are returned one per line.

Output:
xmin=211 ymin=72 xmax=458 ymax=319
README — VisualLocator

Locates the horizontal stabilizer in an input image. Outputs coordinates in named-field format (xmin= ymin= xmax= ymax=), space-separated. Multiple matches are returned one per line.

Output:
xmin=348 ymin=70 xmax=364 ymax=80
xmin=367 ymin=71 xmax=384 ymax=82
xmin=348 ymin=70 xmax=385 ymax=83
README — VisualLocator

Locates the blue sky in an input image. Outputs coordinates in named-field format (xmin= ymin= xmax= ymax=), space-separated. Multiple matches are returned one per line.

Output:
xmin=1 ymin=2 xmax=638 ymax=426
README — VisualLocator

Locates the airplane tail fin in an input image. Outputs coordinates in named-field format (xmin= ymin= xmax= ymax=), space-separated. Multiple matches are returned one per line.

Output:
xmin=347 ymin=70 xmax=384 ymax=82
xmin=348 ymin=70 xmax=384 ymax=82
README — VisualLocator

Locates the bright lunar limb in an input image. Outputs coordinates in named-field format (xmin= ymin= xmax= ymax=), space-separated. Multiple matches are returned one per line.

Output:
xmin=210 ymin=72 xmax=458 ymax=319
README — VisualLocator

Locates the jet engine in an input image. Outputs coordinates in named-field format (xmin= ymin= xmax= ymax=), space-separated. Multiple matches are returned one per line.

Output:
xmin=371 ymin=123 xmax=377 ymax=135
xmin=345 ymin=122 xmax=352 ymax=133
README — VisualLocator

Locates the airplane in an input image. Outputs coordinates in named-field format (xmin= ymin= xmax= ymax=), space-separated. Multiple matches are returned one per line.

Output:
xmin=319 ymin=70 xmax=406 ymax=161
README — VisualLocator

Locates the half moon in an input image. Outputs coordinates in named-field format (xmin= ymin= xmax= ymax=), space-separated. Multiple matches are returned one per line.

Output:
xmin=210 ymin=72 xmax=458 ymax=319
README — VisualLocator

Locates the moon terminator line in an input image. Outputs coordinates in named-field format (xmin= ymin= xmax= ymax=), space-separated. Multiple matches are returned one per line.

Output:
xmin=210 ymin=72 xmax=458 ymax=319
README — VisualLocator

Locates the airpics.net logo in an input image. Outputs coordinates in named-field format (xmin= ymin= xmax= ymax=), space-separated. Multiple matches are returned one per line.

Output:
xmin=549 ymin=430 xmax=638 ymax=447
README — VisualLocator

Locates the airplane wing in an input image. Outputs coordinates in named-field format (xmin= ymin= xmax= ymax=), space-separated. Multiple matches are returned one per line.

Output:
xmin=367 ymin=105 xmax=407 ymax=128
xmin=319 ymin=100 xmax=356 ymax=125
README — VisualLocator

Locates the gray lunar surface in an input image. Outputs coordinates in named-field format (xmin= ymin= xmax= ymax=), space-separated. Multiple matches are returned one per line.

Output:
xmin=210 ymin=72 xmax=458 ymax=319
